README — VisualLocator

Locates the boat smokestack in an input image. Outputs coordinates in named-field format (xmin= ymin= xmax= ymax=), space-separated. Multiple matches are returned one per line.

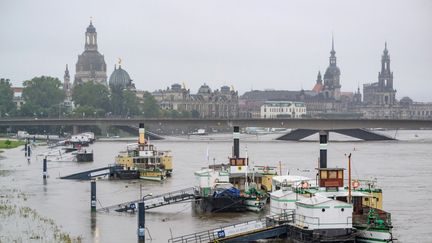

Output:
xmin=319 ymin=131 xmax=328 ymax=168
xmin=139 ymin=123 xmax=145 ymax=145
xmin=233 ymin=126 xmax=240 ymax=158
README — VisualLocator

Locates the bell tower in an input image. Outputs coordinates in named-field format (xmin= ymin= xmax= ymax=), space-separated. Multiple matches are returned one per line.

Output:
xmin=377 ymin=42 xmax=396 ymax=105
xmin=378 ymin=42 xmax=393 ymax=91
xmin=85 ymin=20 xmax=98 ymax=51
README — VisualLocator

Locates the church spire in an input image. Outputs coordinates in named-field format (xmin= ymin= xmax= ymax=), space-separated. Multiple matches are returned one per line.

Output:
xmin=64 ymin=64 xmax=70 ymax=79
xmin=331 ymin=34 xmax=335 ymax=55
xmin=316 ymin=71 xmax=322 ymax=84
xmin=329 ymin=35 xmax=337 ymax=66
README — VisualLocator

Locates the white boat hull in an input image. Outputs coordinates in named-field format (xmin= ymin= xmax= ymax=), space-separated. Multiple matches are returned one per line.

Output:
xmin=244 ymin=198 xmax=266 ymax=212
xmin=356 ymin=228 xmax=393 ymax=242
xmin=140 ymin=175 xmax=166 ymax=181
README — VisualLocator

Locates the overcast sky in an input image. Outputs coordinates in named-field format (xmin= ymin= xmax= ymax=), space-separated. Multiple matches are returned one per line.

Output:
xmin=1 ymin=0 xmax=431 ymax=101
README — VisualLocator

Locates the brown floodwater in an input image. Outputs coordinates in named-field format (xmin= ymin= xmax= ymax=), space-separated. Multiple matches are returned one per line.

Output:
xmin=0 ymin=130 xmax=431 ymax=243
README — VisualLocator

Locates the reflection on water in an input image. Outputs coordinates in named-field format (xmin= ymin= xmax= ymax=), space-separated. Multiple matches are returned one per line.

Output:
xmin=0 ymin=130 xmax=431 ymax=242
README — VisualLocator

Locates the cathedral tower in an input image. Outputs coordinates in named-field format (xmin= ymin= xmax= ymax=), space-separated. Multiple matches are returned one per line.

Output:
xmin=322 ymin=36 xmax=341 ymax=100
xmin=74 ymin=20 xmax=107 ymax=85
xmin=377 ymin=42 xmax=396 ymax=105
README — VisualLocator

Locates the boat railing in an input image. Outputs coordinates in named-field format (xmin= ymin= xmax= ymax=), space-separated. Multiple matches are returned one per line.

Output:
xmin=169 ymin=211 xmax=294 ymax=243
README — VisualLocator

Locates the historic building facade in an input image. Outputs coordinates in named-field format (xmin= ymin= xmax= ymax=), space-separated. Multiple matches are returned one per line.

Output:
xmin=74 ymin=21 xmax=107 ymax=85
xmin=260 ymin=101 xmax=306 ymax=118
xmin=153 ymin=83 xmax=239 ymax=118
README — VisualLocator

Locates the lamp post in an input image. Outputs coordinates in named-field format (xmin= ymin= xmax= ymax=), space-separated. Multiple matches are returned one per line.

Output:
xmin=138 ymin=193 xmax=152 ymax=243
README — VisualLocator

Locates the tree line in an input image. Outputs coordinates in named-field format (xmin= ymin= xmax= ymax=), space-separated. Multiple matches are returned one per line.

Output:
xmin=0 ymin=76 xmax=195 ymax=118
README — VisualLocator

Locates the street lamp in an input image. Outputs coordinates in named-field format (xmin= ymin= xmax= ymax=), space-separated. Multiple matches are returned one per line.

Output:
xmin=138 ymin=193 xmax=152 ymax=243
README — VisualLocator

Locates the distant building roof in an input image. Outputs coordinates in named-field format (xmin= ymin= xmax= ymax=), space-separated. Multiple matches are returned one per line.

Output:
xmin=241 ymin=90 xmax=302 ymax=101
xmin=312 ymin=83 xmax=323 ymax=93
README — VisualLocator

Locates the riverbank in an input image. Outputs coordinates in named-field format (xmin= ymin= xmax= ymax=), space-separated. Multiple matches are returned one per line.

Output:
xmin=0 ymin=188 xmax=82 ymax=243
xmin=0 ymin=139 xmax=25 ymax=149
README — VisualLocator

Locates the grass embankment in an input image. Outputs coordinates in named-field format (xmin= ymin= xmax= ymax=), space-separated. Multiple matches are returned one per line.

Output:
xmin=0 ymin=139 xmax=26 ymax=149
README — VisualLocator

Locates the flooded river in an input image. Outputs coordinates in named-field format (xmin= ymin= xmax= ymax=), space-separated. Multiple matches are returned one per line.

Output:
xmin=1 ymin=130 xmax=431 ymax=243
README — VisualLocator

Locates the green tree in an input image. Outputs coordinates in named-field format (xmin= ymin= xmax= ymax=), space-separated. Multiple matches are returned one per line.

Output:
xmin=21 ymin=76 xmax=64 ymax=117
xmin=122 ymin=89 xmax=140 ymax=116
xmin=141 ymin=91 xmax=160 ymax=118
xmin=0 ymin=78 xmax=16 ymax=117
xmin=110 ymin=87 xmax=140 ymax=117
xmin=72 ymin=81 xmax=111 ymax=114
xmin=72 ymin=105 xmax=105 ymax=118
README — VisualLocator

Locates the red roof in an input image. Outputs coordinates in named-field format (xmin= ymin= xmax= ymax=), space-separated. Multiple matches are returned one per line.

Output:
xmin=312 ymin=83 xmax=323 ymax=93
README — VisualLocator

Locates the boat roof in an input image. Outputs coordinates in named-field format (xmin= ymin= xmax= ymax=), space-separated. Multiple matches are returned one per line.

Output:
xmin=270 ymin=189 xmax=295 ymax=198
xmin=272 ymin=175 xmax=311 ymax=183
xmin=297 ymin=195 xmax=333 ymax=206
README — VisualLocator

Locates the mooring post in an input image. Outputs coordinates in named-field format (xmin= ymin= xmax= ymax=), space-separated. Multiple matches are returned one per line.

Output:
xmin=91 ymin=180 xmax=96 ymax=212
xmin=138 ymin=201 xmax=145 ymax=242
xmin=43 ymin=156 xmax=47 ymax=179
xmin=24 ymin=140 xmax=28 ymax=157
xmin=26 ymin=142 xmax=31 ymax=162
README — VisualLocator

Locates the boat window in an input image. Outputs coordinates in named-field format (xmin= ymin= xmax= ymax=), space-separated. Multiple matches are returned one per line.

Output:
xmin=337 ymin=171 xmax=343 ymax=179
xmin=322 ymin=208 xmax=325 ymax=212
xmin=320 ymin=171 xmax=327 ymax=179
xmin=329 ymin=171 xmax=337 ymax=179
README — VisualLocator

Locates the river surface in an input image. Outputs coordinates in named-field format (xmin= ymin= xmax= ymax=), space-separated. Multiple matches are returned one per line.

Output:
xmin=0 ymin=130 xmax=431 ymax=243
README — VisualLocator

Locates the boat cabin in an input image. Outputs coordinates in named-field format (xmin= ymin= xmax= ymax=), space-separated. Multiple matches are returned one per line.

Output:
xmin=317 ymin=168 xmax=345 ymax=190
xmin=295 ymin=196 xmax=353 ymax=231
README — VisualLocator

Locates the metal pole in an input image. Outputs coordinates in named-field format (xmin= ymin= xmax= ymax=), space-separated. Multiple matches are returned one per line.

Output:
xmin=233 ymin=126 xmax=240 ymax=158
xmin=138 ymin=201 xmax=145 ymax=242
xmin=27 ymin=142 xmax=31 ymax=160
xmin=91 ymin=180 xmax=96 ymax=212
xmin=43 ymin=157 xmax=47 ymax=179
xmin=348 ymin=153 xmax=352 ymax=204
xmin=24 ymin=139 xmax=28 ymax=157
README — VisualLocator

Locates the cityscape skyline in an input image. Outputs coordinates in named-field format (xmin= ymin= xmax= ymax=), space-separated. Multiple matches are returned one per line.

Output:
xmin=1 ymin=0 xmax=431 ymax=101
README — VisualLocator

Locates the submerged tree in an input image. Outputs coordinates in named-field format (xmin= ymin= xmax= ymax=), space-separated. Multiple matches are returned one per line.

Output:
xmin=72 ymin=81 xmax=111 ymax=115
xmin=0 ymin=78 xmax=16 ymax=117
xmin=21 ymin=76 xmax=64 ymax=117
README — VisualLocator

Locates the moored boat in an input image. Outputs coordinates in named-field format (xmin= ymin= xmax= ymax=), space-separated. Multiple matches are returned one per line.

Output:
xmin=193 ymin=126 xmax=277 ymax=213
xmin=269 ymin=131 xmax=394 ymax=242
xmin=113 ymin=123 xmax=173 ymax=181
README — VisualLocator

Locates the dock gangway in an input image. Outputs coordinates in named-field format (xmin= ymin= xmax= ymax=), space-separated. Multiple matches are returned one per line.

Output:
xmin=98 ymin=187 xmax=196 ymax=213
xmin=169 ymin=212 xmax=294 ymax=243
xmin=60 ymin=165 xmax=123 ymax=180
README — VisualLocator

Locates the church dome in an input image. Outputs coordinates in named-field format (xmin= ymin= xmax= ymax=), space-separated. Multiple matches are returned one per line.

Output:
xmin=323 ymin=65 xmax=340 ymax=80
xmin=109 ymin=65 xmax=132 ymax=89
xmin=198 ymin=84 xmax=211 ymax=94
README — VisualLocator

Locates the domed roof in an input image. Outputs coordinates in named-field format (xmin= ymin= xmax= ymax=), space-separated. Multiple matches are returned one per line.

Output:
xmin=87 ymin=21 xmax=96 ymax=33
xmin=400 ymin=96 xmax=413 ymax=105
xmin=109 ymin=65 xmax=132 ymax=89
xmin=198 ymin=83 xmax=211 ymax=94
xmin=76 ymin=50 xmax=106 ymax=72
xmin=323 ymin=65 xmax=340 ymax=80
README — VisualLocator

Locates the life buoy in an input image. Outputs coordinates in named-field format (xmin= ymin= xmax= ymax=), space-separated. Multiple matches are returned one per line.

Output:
xmin=301 ymin=181 xmax=309 ymax=189
xmin=352 ymin=180 xmax=360 ymax=189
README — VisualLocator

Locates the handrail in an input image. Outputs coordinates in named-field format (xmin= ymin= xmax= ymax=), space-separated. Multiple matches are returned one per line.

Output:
xmin=169 ymin=211 xmax=294 ymax=243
